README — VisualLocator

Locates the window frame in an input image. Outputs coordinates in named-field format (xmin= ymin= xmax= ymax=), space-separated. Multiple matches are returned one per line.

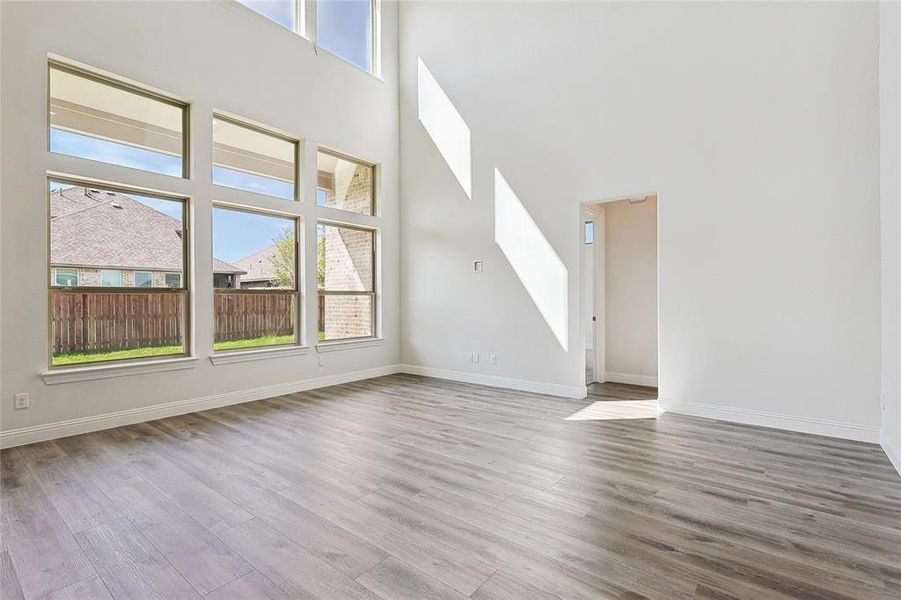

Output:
xmin=46 ymin=174 xmax=192 ymax=370
xmin=233 ymin=0 xmax=381 ymax=76
xmin=211 ymin=112 xmax=302 ymax=202
xmin=317 ymin=219 xmax=377 ymax=343
xmin=316 ymin=146 xmax=377 ymax=216
xmin=47 ymin=59 xmax=191 ymax=180
xmin=212 ymin=202 xmax=303 ymax=353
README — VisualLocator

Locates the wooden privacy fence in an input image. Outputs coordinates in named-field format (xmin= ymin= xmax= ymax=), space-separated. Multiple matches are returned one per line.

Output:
xmin=51 ymin=291 xmax=295 ymax=354
xmin=51 ymin=292 xmax=184 ymax=354
xmin=214 ymin=292 xmax=294 ymax=342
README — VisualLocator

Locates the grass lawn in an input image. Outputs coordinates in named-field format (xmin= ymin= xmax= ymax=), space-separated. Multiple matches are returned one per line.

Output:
xmin=213 ymin=334 xmax=295 ymax=351
xmin=52 ymin=344 xmax=184 ymax=366
xmin=53 ymin=333 xmax=306 ymax=365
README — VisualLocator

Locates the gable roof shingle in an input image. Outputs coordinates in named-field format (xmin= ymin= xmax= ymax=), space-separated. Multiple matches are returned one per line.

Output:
xmin=232 ymin=244 xmax=279 ymax=283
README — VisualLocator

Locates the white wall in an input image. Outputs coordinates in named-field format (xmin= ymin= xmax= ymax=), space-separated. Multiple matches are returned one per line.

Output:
xmin=604 ymin=198 xmax=657 ymax=384
xmin=881 ymin=1 xmax=901 ymax=472
xmin=0 ymin=0 xmax=400 ymax=444
xmin=399 ymin=1 xmax=882 ymax=439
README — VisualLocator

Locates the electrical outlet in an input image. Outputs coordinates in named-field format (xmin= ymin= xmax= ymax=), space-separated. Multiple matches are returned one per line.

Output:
xmin=489 ymin=354 xmax=497 ymax=365
xmin=473 ymin=353 xmax=479 ymax=363
xmin=318 ymin=356 xmax=325 ymax=367
xmin=14 ymin=393 xmax=29 ymax=410
xmin=467 ymin=353 xmax=474 ymax=362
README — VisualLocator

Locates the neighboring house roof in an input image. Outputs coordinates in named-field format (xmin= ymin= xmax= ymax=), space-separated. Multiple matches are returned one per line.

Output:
xmin=50 ymin=187 xmax=244 ymax=274
xmin=232 ymin=244 xmax=280 ymax=283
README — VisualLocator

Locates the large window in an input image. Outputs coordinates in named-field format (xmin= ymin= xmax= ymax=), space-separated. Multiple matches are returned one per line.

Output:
xmin=213 ymin=206 xmax=299 ymax=351
xmin=316 ymin=149 xmax=374 ymax=215
xmin=317 ymin=222 xmax=375 ymax=341
xmin=49 ymin=62 xmax=188 ymax=178
xmin=48 ymin=180 xmax=189 ymax=367
xmin=316 ymin=0 xmax=376 ymax=73
xmin=212 ymin=115 xmax=299 ymax=201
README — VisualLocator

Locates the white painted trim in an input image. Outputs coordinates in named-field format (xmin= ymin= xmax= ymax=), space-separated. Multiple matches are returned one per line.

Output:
xmin=603 ymin=371 xmax=658 ymax=387
xmin=41 ymin=356 xmax=199 ymax=385
xmin=659 ymin=396 xmax=880 ymax=443
xmin=593 ymin=205 xmax=606 ymax=385
xmin=316 ymin=338 xmax=385 ymax=353
xmin=3 ymin=365 xmax=400 ymax=449
xmin=881 ymin=431 xmax=901 ymax=478
xmin=399 ymin=364 xmax=587 ymax=399
xmin=210 ymin=345 xmax=309 ymax=365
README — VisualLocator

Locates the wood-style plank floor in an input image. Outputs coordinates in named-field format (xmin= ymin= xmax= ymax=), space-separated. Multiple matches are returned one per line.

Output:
xmin=2 ymin=374 xmax=900 ymax=599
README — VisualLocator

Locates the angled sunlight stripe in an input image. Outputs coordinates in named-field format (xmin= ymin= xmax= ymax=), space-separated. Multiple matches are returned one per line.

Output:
xmin=494 ymin=168 xmax=568 ymax=350
xmin=417 ymin=57 xmax=471 ymax=198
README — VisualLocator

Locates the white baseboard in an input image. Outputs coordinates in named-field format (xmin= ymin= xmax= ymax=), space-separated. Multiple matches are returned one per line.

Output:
xmin=603 ymin=371 xmax=658 ymax=387
xmin=0 ymin=365 xmax=401 ymax=449
xmin=882 ymin=430 xmax=901 ymax=477
xmin=399 ymin=364 xmax=587 ymax=399
xmin=658 ymin=397 xmax=880 ymax=443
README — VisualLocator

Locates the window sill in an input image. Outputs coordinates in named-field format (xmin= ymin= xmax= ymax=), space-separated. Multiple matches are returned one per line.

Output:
xmin=210 ymin=345 xmax=309 ymax=365
xmin=316 ymin=338 xmax=384 ymax=353
xmin=42 ymin=356 xmax=198 ymax=385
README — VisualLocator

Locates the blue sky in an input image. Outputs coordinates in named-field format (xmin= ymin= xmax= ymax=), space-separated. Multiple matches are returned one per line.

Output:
xmin=238 ymin=0 xmax=295 ymax=29
xmin=213 ymin=207 xmax=292 ymax=263
xmin=51 ymin=129 xmax=182 ymax=177
xmin=317 ymin=0 xmax=372 ymax=72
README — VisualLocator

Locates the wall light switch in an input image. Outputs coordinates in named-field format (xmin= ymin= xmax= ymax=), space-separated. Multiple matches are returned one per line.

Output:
xmin=473 ymin=261 xmax=483 ymax=273
xmin=14 ymin=393 xmax=29 ymax=410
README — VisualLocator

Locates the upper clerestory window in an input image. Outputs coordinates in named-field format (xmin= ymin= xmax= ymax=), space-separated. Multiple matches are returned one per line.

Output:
xmin=317 ymin=0 xmax=376 ymax=74
xmin=48 ymin=62 xmax=188 ymax=178
xmin=236 ymin=0 xmax=378 ymax=76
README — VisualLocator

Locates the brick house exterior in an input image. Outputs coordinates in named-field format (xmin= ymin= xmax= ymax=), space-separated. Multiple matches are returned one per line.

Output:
xmin=319 ymin=159 xmax=375 ymax=339
xmin=50 ymin=266 xmax=186 ymax=288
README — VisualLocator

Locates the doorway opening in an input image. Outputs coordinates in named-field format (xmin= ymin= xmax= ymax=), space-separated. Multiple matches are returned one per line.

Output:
xmin=581 ymin=194 xmax=659 ymax=405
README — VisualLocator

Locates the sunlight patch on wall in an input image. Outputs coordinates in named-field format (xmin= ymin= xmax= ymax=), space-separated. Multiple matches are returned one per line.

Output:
xmin=417 ymin=57 xmax=471 ymax=198
xmin=494 ymin=168 xmax=568 ymax=350
xmin=565 ymin=400 xmax=660 ymax=421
